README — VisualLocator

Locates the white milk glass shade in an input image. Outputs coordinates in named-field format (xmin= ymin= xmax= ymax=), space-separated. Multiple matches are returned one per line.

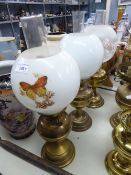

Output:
xmin=60 ymin=34 xmax=104 ymax=79
xmin=11 ymin=46 xmax=80 ymax=115
xmin=82 ymin=25 xmax=117 ymax=62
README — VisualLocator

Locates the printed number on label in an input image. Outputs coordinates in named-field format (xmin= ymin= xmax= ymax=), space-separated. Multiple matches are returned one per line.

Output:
xmin=15 ymin=64 xmax=29 ymax=73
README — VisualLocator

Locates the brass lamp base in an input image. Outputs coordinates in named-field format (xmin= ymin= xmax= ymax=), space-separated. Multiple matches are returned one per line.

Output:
xmin=87 ymin=93 xmax=104 ymax=108
xmin=41 ymin=139 xmax=75 ymax=168
xmin=37 ymin=111 xmax=75 ymax=168
xmin=105 ymin=110 xmax=131 ymax=175
xmin=110 ymin=112 xmax=122 ymax=128
xmin=70 ymin=80 xmax=93 ymax=132
xmin=70 ymin=110 xmax=92 ymax=132
xmin=105 ymin=150 xmax=129 ymax=175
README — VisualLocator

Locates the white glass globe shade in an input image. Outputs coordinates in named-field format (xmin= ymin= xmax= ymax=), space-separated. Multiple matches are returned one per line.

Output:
xmin=60 ymin=33 xmax=104 ymax=79
xmin=82 ymin=25 xmax=117 ymax=62
xmin=11 ymin=46 xmax=80 ymax=115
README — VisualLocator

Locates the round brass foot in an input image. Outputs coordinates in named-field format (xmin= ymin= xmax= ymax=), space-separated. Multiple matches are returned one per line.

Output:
xmin=70 ymin=110 xmax=92 ymax=132
xmin=87 ymin=93 xmax=104 ymax=108
xmin=105 ymin=150 xmax=130 ymax=175
xmin=41 ymin=139 xmax=75 ymax=168
xmin=110 ymin=112 xmax=122 ymax=128
xmin=105 ymin=150 xmax=118 ymax=175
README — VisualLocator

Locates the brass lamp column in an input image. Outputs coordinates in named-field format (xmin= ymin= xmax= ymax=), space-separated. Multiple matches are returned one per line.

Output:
xmin=69 ymin=80 xmax=93 ymax=132
xmin=37 ymin=111 xmax=75 ymax=168
xmin=87 ymin=69 xmax=107 ymax=108
xmin=105 ymin=109 xmax=131 ymax=175
xmin=110 ymin=51 xmax=131 ymax=128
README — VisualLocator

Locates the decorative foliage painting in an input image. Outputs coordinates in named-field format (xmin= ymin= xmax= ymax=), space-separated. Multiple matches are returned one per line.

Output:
xmin=119 ymin=0 xmax=131 ymax=5
xmin=20 ymin=74 xmax=55 ymax=109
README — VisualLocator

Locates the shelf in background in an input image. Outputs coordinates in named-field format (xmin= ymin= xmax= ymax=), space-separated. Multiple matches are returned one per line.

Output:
xmin=45 ymin=15 xmax=72 ymax=19
xmin=66 ymin=4 xmax=79 ymax=5
xmin=0 ymin=1 xmax=44 ymax=4
xmin=0 ymin=1 xmax=8 ymax=4
xmin=4 ymin=1 xmax=26 ymax=4
xmin=0 ymin=0 xmax=90 ymax=48
xmin=0 ymin=1 xmax=88 ymax=5
xmin=45 ymin=15 xmax=65 ymax=19
xmin=0 ymin=15 xmax=72 ymax=24
xmin=80 ymin=4 xmax=89 ymax=5
xmin=44 ymin=3 xmax=65 ymax=5
xmin=12 ymin=20 xmax=19 ymax=23
xmin=25 ymin=2 xmax=44 ymax=4
xmin=0 ymin=21 xmax=11 ymax=24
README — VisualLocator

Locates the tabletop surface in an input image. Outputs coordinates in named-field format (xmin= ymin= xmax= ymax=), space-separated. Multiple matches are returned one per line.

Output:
xmin=0 ymin=86 xmax=121 ymax=175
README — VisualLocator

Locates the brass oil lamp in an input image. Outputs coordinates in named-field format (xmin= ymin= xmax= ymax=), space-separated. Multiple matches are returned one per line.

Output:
xmin=60 ymin=33 xmax=104 ymax=132
xmin=11 ymin=46 xmax=80 ymax=168
xmin=105 ymin=109 xmax=131 ymax=175
xmin=87 ymin=5 xmax=126 ymax=109
xmin=69 ymin=80 xmax=93 ymax=131
xmin=110 ymin=35 xmax=131 ymax=128
xmin=82 ymin=26 xmax=117 ymax=108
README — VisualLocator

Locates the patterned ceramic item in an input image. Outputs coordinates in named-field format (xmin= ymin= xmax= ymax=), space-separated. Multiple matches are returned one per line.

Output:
xmin=11 ymin=46 xmax=80 ymax=115
xmin=60 ymin=34 xmax=104 ymax=79
xmin=0 ymin=37 xmax=18 ymax=60
xmin=0 ymin=61 xmax=36 ymax=139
